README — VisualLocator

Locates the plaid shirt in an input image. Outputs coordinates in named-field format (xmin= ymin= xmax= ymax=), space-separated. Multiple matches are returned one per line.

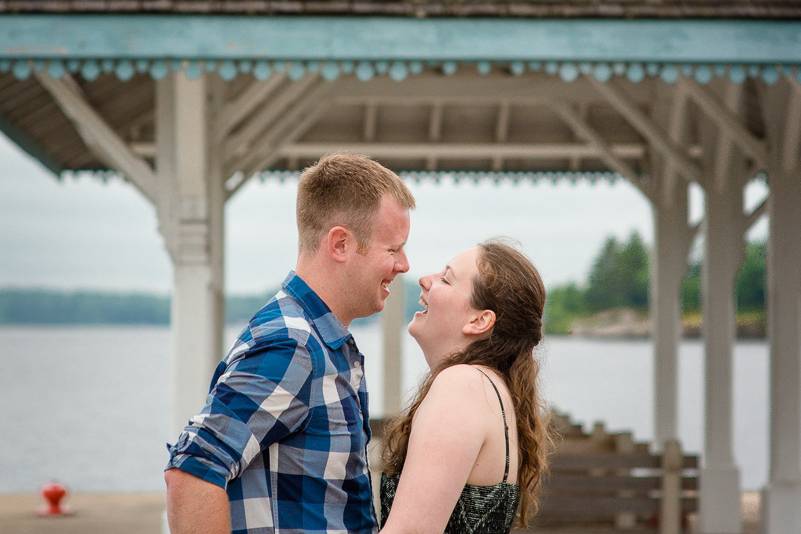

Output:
xmin=166 ymin=272 xmax=376 ymax=533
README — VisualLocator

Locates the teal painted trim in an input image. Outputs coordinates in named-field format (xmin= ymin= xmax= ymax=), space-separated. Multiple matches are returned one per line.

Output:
xmin=0 ymin=115 xmax=63 ymax=177
xmin=0 ymin=16 xmax=800 ymax=64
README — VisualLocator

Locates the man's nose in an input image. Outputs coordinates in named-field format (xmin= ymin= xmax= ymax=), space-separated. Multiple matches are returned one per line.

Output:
xmin=395 ymin=251 xmax=410 ymax=273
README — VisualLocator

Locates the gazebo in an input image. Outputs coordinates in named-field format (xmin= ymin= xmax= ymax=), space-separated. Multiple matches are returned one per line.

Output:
xmin=1 ymin=2 xmax=800 ymax=532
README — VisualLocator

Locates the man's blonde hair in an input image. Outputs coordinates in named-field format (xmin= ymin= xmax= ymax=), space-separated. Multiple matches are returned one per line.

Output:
xmin=296 ymin=154 xmax=415 ymax=253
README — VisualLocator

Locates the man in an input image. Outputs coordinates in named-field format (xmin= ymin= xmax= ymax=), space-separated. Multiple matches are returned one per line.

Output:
xmin=165 ymin=154 xmax=414 ymax=533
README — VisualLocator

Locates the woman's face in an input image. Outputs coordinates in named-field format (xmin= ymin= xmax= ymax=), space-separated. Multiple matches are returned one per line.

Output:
xmin=408 ymin=246 xmax=484 ymax=367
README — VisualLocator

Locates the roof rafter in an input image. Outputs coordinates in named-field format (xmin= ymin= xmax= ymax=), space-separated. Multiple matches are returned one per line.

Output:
xmin=588 ymin=77 xmax=703 ymax=183
xmin=427 ymin=101 xmax=443 ymax=170
xmin=216 ymin=74 xmax=286 ymax=142
xmin=681 ymin=77 xmax=767 ymax=169
xmin=223 ymin=74 xmax=317 ymax=166
xmin=234 ymin=80 xmax=335 ymax=188
xmin=552 ymin=101 xmax=647 ymax=197
xmin=34 ymin=72 xmax=157 ymax=203
xmin=492 ymin=100 xmax=510 ymax=171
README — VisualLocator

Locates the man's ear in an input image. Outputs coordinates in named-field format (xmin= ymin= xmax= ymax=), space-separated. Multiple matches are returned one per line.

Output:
xmin=325 ymin=226 xmax=352 ymax=263
xmin=463 ymin=309 xmax=496 ymax=337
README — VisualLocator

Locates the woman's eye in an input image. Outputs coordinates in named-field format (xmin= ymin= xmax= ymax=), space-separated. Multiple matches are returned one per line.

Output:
xmin=440 ymin=277 xmax=450 ymax=285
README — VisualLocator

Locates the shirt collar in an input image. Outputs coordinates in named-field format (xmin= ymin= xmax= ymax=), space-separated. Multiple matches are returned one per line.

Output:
xmin=282 ymin=271 xmax=352 ymax=350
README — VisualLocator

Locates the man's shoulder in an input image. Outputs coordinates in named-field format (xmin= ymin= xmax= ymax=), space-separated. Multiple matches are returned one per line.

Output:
xmin=224 ymin=289 xmax=318 ymax=364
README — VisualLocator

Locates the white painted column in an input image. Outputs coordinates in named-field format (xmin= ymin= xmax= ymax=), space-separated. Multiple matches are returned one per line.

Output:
xmin=157 ymin=72 xmax=225 ymax=436
xmin=699 ymin=181 xmax=743 ymax=534
xmin=651 ymin=183 xmax=691 ymax=451
xmin=382 ymin=276 xmax=405 ymax=416
xmin=761 ymin=78 xmax=801 ymax=534
xmin=762 ymin=165 xmax=801 ymax=534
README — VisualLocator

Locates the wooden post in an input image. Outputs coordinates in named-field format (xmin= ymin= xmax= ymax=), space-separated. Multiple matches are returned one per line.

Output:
xmin=697 ymin=80 xmax=747 ymax=534
xmin=761 ymin=76 xmax=801 ymax=534
xmin=661 ymin=439 xmax=683 ymax=534
xmin=381 ymin=276 xmax=405 ymax=416
xmin=615 ymin=432 xmax=636 ymax=530
xmin=156 ymin=72 xmax=225 ymax=437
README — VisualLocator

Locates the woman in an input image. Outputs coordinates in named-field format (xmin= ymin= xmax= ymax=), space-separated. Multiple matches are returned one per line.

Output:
xmin=380 ymin=240 xmax=554 ymax=533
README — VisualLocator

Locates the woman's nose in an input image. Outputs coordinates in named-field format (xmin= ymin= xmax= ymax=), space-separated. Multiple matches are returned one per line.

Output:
xmin=419 ymin=274 xmax=432 ymax=291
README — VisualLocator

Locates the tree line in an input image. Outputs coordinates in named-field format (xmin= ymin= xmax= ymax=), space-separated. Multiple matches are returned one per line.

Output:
xmin=1 ymin=235 xmax=766 ymax=331
xmin=0 ymin=289 xmax=273 ymax=325
xmin=544 ymin=232 xmax=766 ymax=334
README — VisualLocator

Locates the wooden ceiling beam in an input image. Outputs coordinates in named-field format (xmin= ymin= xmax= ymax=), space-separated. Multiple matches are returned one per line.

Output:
xmin=552 ymin=102 xmax=646 ymax=196
xmin=223 ymin=74 xmax=315 ymax=163
xmin=681 ymin=77 xmax=768 ymax=169
xmin=363 ymin=100 xmax=378 ymax=142
xmin=333 ymin=75 xmax=653 ymax=105
xmin=426 ymin=101 xmax=443 ymax=170
xmin=217 ymin=74 xmax=286 ymax=141
xmin=588 ymin=77 xmax=702 ymax=183
xmin=234 ymin=79 xmax=335 ymax=184
xmin=279 ymin=141 xmax=652 ymax=160
xmin=35 ymin=72 xmax=157 ymax=203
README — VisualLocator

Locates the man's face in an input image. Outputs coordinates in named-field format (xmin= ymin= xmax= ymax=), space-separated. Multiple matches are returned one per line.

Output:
xmin=347 ymin=194 xmax=411 ymax=321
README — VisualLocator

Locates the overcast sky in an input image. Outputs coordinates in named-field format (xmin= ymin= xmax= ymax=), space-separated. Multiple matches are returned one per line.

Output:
xmin=0 ymin=133 xmax=768 ymax=295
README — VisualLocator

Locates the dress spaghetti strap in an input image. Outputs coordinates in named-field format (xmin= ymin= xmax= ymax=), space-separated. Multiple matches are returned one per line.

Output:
xmin=474 ymin=368 xmax=511 ymax=484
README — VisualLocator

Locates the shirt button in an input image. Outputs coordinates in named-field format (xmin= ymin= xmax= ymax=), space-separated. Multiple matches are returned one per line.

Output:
xmin=354 ymin=360 xmax=361 ymax=368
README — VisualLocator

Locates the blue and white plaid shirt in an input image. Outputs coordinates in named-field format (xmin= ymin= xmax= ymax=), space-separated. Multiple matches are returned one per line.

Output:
xmin=166 ymin=272 xmax=376 ymax=533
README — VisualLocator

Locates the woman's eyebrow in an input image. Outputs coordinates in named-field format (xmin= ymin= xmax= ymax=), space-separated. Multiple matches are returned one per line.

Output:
xmin=445 ymin=265 xmax=457 ymax=279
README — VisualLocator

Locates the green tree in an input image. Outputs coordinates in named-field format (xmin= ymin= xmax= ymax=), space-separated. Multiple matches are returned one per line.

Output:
xmin=619 ymin=232 xmax=650 ymax=310
xmin=583 ymin=232 xmax=650 ymax=312
xmin=681 ymin=261 xmax=701 ymax=312
xmin=736 ymin=241 xmax=766 ymax=311
xmin=584 ymin=237 xmax=625 ymax=311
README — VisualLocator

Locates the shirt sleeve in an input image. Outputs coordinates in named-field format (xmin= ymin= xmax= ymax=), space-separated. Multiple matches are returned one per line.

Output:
xmin=165 ymin=338 xmax=314 ymax=488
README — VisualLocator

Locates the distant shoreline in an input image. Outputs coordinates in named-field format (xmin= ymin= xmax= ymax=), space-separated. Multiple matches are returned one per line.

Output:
xmin=566 ymin=308 xmax=766 ymax=340
xmin=0 ymin=320 xmax=767 ymax=341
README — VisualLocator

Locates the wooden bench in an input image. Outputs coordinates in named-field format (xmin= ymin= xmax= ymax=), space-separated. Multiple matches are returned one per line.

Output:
xmin=534 ymin=417 xmax=699 ymax=533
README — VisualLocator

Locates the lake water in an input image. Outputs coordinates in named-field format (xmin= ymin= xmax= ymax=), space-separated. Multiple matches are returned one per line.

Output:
xmin=0 ymin=324 xmax=768 ymax=493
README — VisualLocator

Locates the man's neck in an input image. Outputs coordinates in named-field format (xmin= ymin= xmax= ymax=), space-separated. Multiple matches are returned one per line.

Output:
xmin=295 ymin=259 xmax=351 ymax=328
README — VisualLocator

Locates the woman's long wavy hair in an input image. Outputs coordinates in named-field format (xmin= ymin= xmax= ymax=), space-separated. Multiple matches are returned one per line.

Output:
xmin=382 ymin=240 xmax=555 ymax=526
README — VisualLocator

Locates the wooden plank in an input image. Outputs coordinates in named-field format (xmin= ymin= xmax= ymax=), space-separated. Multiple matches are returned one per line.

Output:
xmin=550 ymin=452 xmax=698 ymax=471
xmin=544 ymin=474 xmax=699 ymax=492
xmin=538 ymin=496 xmax=697 ymax=519
xmin=550 ymin=453 xmax=661 ymax=470
xmin=539 ymin=495 xmax=659 ymax=516
xmin=545 ymin=475 xmax=660 ymax=492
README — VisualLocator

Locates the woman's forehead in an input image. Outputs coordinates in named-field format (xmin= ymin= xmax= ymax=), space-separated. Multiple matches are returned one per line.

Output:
xmin=448 ymin=247 xmax=481 ymax=274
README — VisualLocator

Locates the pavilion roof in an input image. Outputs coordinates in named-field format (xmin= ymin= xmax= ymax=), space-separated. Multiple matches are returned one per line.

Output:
xmin=1 ymin=0 xmax=801 ymax=19
xmin=0 ymin=6 xmax=796 ymax=181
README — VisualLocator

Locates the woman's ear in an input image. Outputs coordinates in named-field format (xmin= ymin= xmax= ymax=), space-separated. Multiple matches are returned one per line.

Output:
xmin=325 ymin=226 xmax=351 ymax=263
xmin=463 ymin=309 xmax=496 ymax=336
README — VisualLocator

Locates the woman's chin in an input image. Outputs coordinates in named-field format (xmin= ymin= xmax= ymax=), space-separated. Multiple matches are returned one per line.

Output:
xmin=407 ymin=319 xmax=419 ymax=338
xmin=407 ymin=317 xmax=427 ymax=343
